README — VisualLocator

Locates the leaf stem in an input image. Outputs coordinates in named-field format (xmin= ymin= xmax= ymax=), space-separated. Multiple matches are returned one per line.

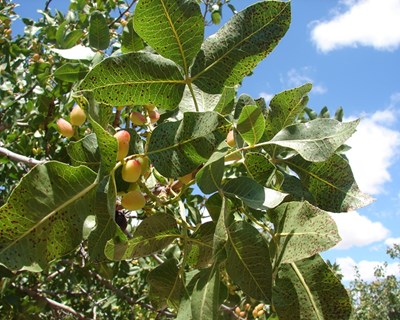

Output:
xmin=187 ymin=82 xmax=200 ymax=112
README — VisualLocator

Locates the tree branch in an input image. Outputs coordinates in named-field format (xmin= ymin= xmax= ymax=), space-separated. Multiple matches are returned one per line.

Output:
xmin=108 ymin=0 xmax=137 ymax=28
xmin=0 ymin=146 xmax=45 ymax=167
xmin=16 ymin=286 xmax=90 ymax=320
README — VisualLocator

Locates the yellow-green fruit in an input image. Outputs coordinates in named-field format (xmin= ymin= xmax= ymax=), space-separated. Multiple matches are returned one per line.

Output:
xmin=178 ymin=172 xmax=193 ymax=185
xmin=114 ymin=130 xmax=130 ymax=161
xmin=144 ymin=104 xmax=156 ymax=111
xmin=122 ymin=159 xmax=142 ymax=183
xmin=121 ymin=190 xmax=146 ymax=211
xmin=137 ymin=156 xmax=150 ymax=175
xmin=56 ymin=118 xmax=74 ymax=138
xmin=226 ymin=130 xmax=235 ymax=147
xmin=130 ymin=111 xmax=146 ymax=125
xmin=70 ymin=105 xmax=86 ymax=126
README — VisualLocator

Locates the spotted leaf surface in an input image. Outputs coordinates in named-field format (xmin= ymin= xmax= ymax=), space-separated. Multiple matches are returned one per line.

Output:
xmin=79 ymin=52 xmax=185 ymax=110
xmin=89 ymin=11 xmax=110 ymax=50
xmin=121 ymin=18 xmax=144 ymax=53
xmin=67 ymin=133 xmax=100 ymax=171
xmin=244 ymin=152 xmax=275 ymax=185
xmin=237 ymin=105 xmax=265 ymax=146
xmin=270 ymin=118 xmax=359 ymax=162
xmin=286 ymin=155 xmax=374 ymax=212
xmin=147 ymin=111 xmax=230 ymax=178
xmin=134 ymin=0 xmax=203 ymax=72
xmin=265 ymin=83 xmax=312 ymax=139
xmin=226 ymin=221 xmax=272 ymax=301
xmin=104 ymin=212 xmax=179 ymax=260
xmin=191 ymin=1 xmax=290 ymax=93
xmin=0 ymin=162 xmax=97 ymax=271
xmin=270 ymin=201 xmax=340 ymax=264
xmin=148 ymin=258 xmax=184 ymax=310
xmin=187 ymin=221 xmax=215 ymax=269
xmin=223 ymin=176 xmax=287 ymax=210
xmin=273 ymin=255 xmax=352 ymax=320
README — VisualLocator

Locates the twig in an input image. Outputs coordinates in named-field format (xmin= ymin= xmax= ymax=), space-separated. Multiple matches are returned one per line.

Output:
xmin=88 ymin=270 xmax=176 ymax=318
xmin=16 ymin=286 xmax=90 ymax=320
xmin=0 ymin=146 xmax=45 ymax=167
xmin=108 ymin=0 xmax=137 ymax=28
xmin=44 ymin=0 xmax=53 ymax=11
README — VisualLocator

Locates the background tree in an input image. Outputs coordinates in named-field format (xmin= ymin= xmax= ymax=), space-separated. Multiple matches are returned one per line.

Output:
xmin=0 ymin=0 xmax=374 ymax=319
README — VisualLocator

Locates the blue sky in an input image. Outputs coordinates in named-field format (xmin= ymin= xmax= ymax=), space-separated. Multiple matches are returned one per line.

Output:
xmin=12 ymin=0 xmax=400 ymax=282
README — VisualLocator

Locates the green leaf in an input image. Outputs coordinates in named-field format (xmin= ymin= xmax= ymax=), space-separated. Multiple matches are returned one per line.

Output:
xmin=226 ymin=221 xmax=272 ymax=301
xmin=89 ymin=11 xmax=110 ymax=50
xmin=56 ymin=21 xmax=68 ymax=48
xmin=223 ymin=176 xmax=287 ymax=210
xmin=121 ymin=18 xmax=144 ymax=53
xmin=87 ymin=176 xmax=124 ymax=262
xmin=191 ymin=267 xmax=223 ymax=320
xmin=272 ymin=255 xmax=352 ymax=320
xmin=234 ymin=94 xmax=255 ymax=119
xmin=63 ymin=29 xmax=84 ymax=49
xmin=147 ymin=111 xmax=230 ymax=178
xmin=212 ymin=196 xmax=230 ymax=262
xmin=269 ymin=201 xmax=340 ymax=264
xmin=270 ymin=118 xmax=359 ymax=162
xmin=237 ymin=105 xmax=265 ymax=146
xmin=148 ymin=258 xmax=184 ymax=310
xmin=67 ymin=133 xmax=100 ymax=171
xmin=104 ymin=213 xmax=179 ymax=260
xmin=244 ymin=152 xmax=275 ymax=185
xmin=265 ymin=83 xmax=312 ymax=139
xmin=196 ymin=144 xmax=229 ymax=194
xmin=134 ymin=0 xmax=203 ymax=72
xmin=79 ymin=52 xmax=185 ymax=110
xmin=213 ymin=86 xmax=236 ymax=115
xmin=286 ymin=155 xmax=374 ymax=212
xmin=54 ymin=62 xmax=88 ymax=82
xmin=0 ymin=162 xmax=97 ymax=271
xmin=187 ymin=221 xmax=215 ymax=269
xmin=192 ymin=1 xmax=290 ymax=93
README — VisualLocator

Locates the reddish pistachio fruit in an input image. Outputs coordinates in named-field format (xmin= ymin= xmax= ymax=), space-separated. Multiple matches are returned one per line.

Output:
xmin=69 ymin=105 xmax=86 ymax=126
xmin=148 ymin=110 xmax=160 ymax=123
xmin=121 ymin=190 xmax=146 ymax=211
xmin=178 ymin=172 xmax=193 ymax=185
xmin=226 ymin=130 xmax=235 ymax=147
xmin=114 ymin=130 xmax=130 ymax=161
xmin=56 ymin=118 xmax=74 ymax=138
xmin=130 ymin=111 xmax=146 ymax=126
xmin=121 ymin=159 xmax=142 ymax=183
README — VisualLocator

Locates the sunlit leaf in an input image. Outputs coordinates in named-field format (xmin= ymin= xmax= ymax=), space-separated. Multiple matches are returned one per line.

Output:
xmin=237 ymin=105 xmax=265 ymax=146
xmin=54 ymin=62 xmax=88 ymax=82
xmin=89 ymin=11 xmax=110 ymax=50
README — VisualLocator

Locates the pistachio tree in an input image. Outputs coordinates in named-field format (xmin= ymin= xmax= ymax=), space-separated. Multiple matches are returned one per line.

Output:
xmin=0 ymin=0 xmax=373 ymax=318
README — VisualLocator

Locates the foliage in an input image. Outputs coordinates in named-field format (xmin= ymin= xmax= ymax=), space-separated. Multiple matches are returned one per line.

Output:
xmin=349 ymin=244 xmax=400 ymax=320
xmin=0 ymin=0 xmax=374 ymax=319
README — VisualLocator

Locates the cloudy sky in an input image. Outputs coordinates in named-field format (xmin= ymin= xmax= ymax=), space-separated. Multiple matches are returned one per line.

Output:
xmin=14 ymin=0 xmax=400 ymax=283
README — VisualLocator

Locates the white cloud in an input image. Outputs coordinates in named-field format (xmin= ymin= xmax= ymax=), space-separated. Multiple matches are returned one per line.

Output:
xmin=336 ymin=256 xmax=399 ymax=282
xmin=346 ymin=108 xmax=400 ymax=195
xmin=385 ymin=237 xmax=400 ymax=247
xmin=281 ymin=67 xmax=327 ymax=94
xmin=311 ymin=0 xmax=400 ymax=52
xmin=330 ymin=211 xmax=390 ymax=249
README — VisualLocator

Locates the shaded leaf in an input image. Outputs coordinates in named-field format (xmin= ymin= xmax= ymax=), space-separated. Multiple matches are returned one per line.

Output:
xmin=89 ymin=11 xmax=110 ymax=50
xmin=223 ymin=176 xmax=287 ymax=210
xmin=214 ymin=86 xmax=236 ymax=115
xmin=63 ymin=29 xmax=84 ymax=49
xmin=286 ymin=155 xmax=374 ymax=212
xmin=270 ymin=118 xmax=359 ymax=162
xmin=147 ymin=111 xmax=230 ymax=178
xmin=192 ymin=1 xmax=290 ymax=93
xmin=187 ymin=221 xmax=215 ymax=269
xmin=54 ymin=62 xmax=88 ymax=82
xmin=79 ymin=52 xmax=185 ymax=110
xmin=265 ymin=83 xmax=312 ymax=139
xmin=237 ymin=105 xmax=265 ymax=146
xmin=226 ymin=221 xmax=272 ymax=301
xmin=121 ymin=18 xmax=144 ymax=53
xmin=67 ymin=133 xmax=100 ymax=171
xmin=272 ymin=255 xmax=352 ymax=320
xmin=0 ymin=162 xmax=97 ymax=270
xmin=270 ymin=201 xmax=340 ymax=264
xmin=104 ymin=213 xmax=179 ymax=260
xmin=196 ymin=144 xmax=229 ymax=194
xmin=244 ymin=152 xmax=275 ymax=185
xmin=148 ymin=258 xmax=184 ymax=310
